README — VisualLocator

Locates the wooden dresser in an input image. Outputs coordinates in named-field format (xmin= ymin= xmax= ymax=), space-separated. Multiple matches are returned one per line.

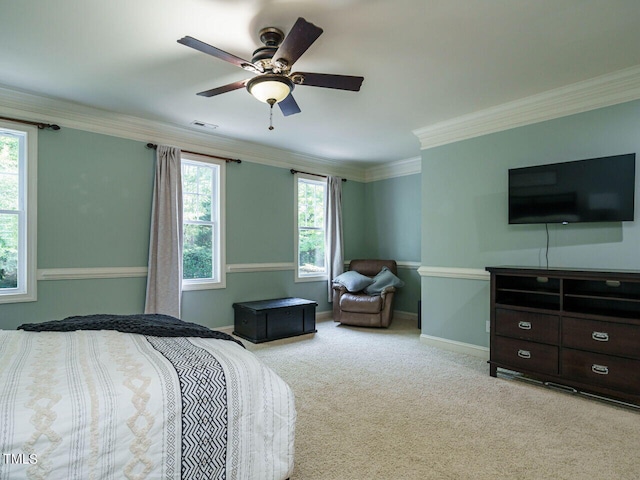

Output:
xmin=486 ymin=266 xmax=640 ymax=406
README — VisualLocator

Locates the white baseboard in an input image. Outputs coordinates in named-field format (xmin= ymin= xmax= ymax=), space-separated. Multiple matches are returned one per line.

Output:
xmin=420 ymin=333 xmax=490 ymax=360
xmin=319 ymin=310 xmax=417 ymax=323
xmin=394 ymin=310 xmax=419 ymax=321
xmin=217 ymin=309 xmax=332 ymax=334
xmin=220 ymin=309 xmax=409 ymax=333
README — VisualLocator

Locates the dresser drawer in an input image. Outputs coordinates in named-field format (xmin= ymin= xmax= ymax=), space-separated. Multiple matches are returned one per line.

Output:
xmin=562 ymin=317 xmax=640 ymax=360
xmin=495 ymin=309 xmax=559 ymax=344
xmin=562 ymin=348 xmax=640 ymax=395
xmin=492 ymin=336 xmax=559 ymax=375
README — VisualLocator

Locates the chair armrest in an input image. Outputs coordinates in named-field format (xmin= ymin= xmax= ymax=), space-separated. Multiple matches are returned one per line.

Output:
xmin=332 ymin=283 xmax=347 ymax=293
xmin=380 ymin=286 xmax=396 ymax=298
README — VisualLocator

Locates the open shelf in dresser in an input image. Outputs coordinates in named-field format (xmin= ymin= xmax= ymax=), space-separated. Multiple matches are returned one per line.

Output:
xmin=487 ymin=266 xmax=640 ymax=406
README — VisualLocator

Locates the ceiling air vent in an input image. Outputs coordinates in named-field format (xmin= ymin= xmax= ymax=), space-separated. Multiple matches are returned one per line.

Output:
xmin=190 ymin=120 xmax=218 ymax=130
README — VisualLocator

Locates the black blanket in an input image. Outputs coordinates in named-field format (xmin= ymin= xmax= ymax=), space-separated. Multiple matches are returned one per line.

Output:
xmin=18 ymin=313 xmax=244 ymax=348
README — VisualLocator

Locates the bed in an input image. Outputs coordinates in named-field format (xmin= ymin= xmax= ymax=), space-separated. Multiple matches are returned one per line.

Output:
xmin=0 ymin=314 xmax=295 ymax=480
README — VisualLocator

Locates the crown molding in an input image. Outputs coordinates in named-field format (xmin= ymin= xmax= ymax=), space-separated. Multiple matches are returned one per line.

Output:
xmin=6 ymin=65 xmax=640 ymax=183
xmin=364 ymin=156 xmax=421 ymax=182
xmin=413 ymin=65 xmax=640 ymax=151
xmin=0 ymin=86 xmax=369 ymax=182
xmin=0 ymin=84 xmax=423 ymax=183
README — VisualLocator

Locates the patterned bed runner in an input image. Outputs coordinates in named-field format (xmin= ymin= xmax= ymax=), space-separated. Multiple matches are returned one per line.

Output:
xmin=147 ymin=337 xmax=229 ymax=479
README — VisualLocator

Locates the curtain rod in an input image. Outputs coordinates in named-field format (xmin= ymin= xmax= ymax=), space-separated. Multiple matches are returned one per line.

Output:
xmin=0 ymin=115 xmax=61 ymax=131
xmin=290 ymin=169 xmax=347 ymax=182
xmin=146 ymin=143 xmax=241 ymax=164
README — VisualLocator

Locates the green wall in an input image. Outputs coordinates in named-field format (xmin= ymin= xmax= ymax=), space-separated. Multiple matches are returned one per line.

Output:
xmin=421 ymin=99 xmax=640 ymax=347
xmin=38 ymin=128 xmax=155 ymax=268
xmin=364 ymin=174 xmax=421 ymax=259
xmin=226 ymin=162 xmax=294 ymax=264
xmin=1 ymin=126 xmax=423 ymax=330
xmin=363 ymin=174 xmax=421 ymax=314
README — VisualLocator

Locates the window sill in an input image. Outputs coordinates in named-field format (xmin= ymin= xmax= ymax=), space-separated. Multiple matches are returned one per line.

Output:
xmin=0 ymin=291 xmax=37 ymax=304
xmin=182 ymin=279 xmax=226 ymax=291
xmin=295 ymin=275 xmax=328 ymax=283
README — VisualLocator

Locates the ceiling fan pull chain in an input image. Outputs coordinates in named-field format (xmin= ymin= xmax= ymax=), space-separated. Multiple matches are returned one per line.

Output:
xmin=268 ymin=98 xmax=275 ymax=130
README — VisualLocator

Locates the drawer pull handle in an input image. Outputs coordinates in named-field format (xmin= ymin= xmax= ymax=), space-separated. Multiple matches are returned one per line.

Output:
xmin=517 ymin=349 xmax=531 ymax=359
xmin=592 ymin=331 xmax=609 ymax=342
xmin=592 ymin=364 xmax=609 ymax=375
xmin=605 ymin=280 xmax=621 ymax=288
xmin=518 ymin=321 xmax=532 ymax=330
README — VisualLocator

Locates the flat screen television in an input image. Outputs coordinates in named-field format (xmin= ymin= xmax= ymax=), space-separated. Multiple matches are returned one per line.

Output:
xmin=508 ymin=153 xmax=636 ymax=224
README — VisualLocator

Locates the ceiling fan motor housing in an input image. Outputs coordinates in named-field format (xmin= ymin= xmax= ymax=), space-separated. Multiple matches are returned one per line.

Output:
xmin=259 ymin=27 xmax=284 ymax=47
xmin=252 ymin=27 xmax=285 ymax=64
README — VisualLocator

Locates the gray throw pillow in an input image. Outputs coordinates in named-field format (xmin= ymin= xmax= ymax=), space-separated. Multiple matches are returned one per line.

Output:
xmin=333 ymin=271 xmax=374 ymax=292
xmin=364 ymin=266 xmax=405 ymax=295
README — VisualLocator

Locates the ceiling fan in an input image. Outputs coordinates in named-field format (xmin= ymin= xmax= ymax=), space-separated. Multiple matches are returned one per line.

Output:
xmin=178 ymin=17 xmax=364 ymax=127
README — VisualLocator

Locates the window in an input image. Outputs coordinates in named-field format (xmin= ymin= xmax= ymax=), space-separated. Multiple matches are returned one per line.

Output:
xmin=295 ymin=174 xmax=326 ymax=281
xmin=0 ymin=121 xmax=37 ymax=303
xmin=181 ymin=155 xmax=225 ymax=290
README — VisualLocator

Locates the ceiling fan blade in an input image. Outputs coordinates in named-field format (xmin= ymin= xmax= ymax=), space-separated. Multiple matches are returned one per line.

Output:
xmin=197 ymin=80 xmax=248 ymax=97
xmin=291 ymin=72 xmax=364 ymax=91
xmin=178 ymin=36 xmax=261 ymax=73
xmin=278 ymin=94 xmax=301 ymax=116
xmin=273 ymin=18 xmax=323 ymax=68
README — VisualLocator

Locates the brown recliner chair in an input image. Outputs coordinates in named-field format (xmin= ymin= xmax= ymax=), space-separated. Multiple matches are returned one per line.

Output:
xmin=332 ymin=259 xmax=399 ymax=328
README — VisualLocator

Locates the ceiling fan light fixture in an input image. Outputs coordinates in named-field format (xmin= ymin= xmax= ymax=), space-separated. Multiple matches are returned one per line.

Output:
xmin=246 ymin=75 xmax=293 ymax=104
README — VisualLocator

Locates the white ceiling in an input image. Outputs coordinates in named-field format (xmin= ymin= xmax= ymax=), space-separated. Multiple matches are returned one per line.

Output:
xmin=1 ymin=0 xmax=640 ymax=167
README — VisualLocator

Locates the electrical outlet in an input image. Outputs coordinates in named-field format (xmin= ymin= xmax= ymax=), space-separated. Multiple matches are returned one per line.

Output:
xmin=486 ymin=320 xmax=490 ymax=333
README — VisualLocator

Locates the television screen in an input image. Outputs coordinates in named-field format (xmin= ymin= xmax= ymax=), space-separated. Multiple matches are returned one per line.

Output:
xmin=508 ymin=153 xmax=636 ymax=224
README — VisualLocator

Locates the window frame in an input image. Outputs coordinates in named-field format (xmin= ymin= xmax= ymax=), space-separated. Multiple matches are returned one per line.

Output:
xmin=0 ymin=120 xmax=37 ymax=304
xmin=294 ymin=173 xmax=327 ymax=283
xmin=181 ymin=153 xmax=226 ymax=291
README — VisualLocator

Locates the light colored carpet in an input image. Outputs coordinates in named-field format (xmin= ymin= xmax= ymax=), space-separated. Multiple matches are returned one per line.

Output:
xmin=244 ymin=316 xmax=640 ymax=480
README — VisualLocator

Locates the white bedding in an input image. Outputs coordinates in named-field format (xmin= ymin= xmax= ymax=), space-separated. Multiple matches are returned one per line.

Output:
xmin=0 ymin=330 xmax=295 ymax=480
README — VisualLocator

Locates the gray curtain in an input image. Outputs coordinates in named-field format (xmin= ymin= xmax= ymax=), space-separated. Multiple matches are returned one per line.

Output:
xmin=144 ymin=145 xmax=183 ymax=317
xmin=325 ymin=176 xmax=344 ymax=302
